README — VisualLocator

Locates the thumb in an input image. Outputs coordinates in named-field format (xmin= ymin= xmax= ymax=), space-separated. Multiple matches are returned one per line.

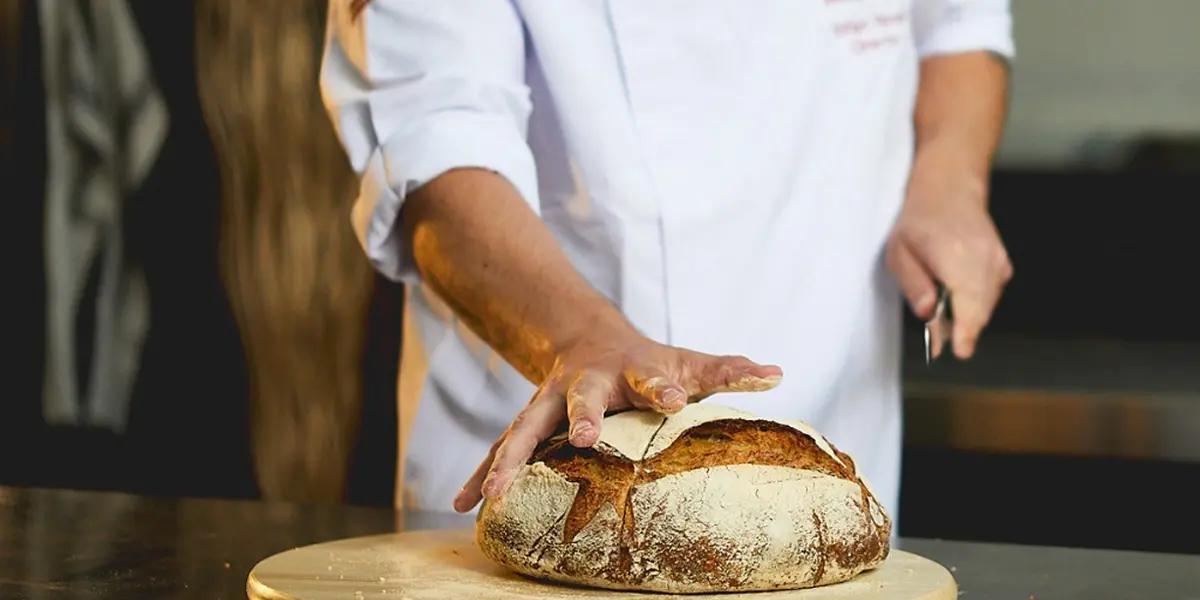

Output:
xmin=687 ymin=354 xmax=783 ymax=400
xmin=886 ymin=241 xmax=939 ymax=319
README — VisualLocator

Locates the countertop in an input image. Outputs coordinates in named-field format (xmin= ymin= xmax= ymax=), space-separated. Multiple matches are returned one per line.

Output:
xmin=1 ymin=487 xmax=1197 ymax=599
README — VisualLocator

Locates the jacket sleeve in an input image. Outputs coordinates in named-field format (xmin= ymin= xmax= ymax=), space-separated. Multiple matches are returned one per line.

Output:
xmin=911 ymin=0 xmax=1015 ymax=60
xmin=320 ymin=0 xmax=538 ymax=283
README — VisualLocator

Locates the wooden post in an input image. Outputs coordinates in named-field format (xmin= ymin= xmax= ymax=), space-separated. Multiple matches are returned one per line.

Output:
xmin=0 ymin=0 xmax=23 ymax=170
xmin=194 ymin=0 xmax=376 ymax=504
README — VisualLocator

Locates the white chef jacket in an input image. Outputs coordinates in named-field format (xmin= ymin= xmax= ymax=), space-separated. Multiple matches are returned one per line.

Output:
xmin=321 ymin=0 xmax=1014 ymax=524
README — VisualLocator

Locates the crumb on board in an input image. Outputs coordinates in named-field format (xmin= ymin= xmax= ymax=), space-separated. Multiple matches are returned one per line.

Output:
xmin=223 ymin=562 xmax=230 ymax=569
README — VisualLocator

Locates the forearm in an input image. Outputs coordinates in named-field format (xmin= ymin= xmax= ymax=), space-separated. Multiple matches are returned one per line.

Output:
xmin=403 ymin=168 xmax=636 ymax=384
xmin=912 ymin=51 xmax=1011 ymax=189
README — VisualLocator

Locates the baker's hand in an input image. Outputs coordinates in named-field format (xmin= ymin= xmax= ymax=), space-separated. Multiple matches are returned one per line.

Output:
xmin=452 ymin=330 xmax=783 ymax=513
xmin=885 ymin=157 xmax=1012 ymax=360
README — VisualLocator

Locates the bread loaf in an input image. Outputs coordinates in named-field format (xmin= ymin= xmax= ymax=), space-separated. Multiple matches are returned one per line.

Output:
xmin=476 ymin=402 xmax=891 ymax=594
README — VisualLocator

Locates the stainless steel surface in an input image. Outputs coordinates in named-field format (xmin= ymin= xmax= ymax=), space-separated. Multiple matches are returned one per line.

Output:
xmin=903 ymin=333 xmax=1200 ymax=462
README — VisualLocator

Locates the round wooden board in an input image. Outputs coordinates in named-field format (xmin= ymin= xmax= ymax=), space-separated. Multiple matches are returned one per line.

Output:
xmin=247 ymin=528 xmax=956 ymax=600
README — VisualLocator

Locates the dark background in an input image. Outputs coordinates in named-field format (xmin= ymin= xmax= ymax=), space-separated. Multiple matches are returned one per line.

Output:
xmin=0 ymin=2 xmax=400 ymax=507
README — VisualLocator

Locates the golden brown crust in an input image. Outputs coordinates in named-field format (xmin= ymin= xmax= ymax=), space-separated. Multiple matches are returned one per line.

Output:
xmin=532 ymin=419 xmax=878 ymax=538
xmin=529 ymin=443 xmax=637 ymax=546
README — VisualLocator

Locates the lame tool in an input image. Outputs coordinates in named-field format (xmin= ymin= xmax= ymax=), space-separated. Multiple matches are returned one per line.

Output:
xmin=923 ymin=285 xmax=951 ymax=366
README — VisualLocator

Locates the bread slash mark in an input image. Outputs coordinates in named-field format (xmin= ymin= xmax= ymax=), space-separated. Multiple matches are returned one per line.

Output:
xmin=530 ymin=419 xmax=870 ymax=547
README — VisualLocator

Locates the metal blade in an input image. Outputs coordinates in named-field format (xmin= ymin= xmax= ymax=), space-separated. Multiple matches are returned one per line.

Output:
xmin=924 ymin=285 xmax=951 ymax=366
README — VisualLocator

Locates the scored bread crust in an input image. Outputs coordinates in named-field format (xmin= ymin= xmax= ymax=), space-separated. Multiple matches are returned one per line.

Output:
xmin=476 ymin=403 xmax=892 ymax=594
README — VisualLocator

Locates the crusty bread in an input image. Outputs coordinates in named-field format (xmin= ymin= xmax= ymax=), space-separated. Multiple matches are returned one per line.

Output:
xmin=476 ymin=403 xmax=891 ymax=594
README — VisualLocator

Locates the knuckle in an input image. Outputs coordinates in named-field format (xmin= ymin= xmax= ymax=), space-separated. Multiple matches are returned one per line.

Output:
xmin=572 ymin=389 xmax=603 ymax=412
xmin=884 ymin=237 xmax=904 ymax=260
xmin=585 ymin=370 xmax=616 ymax=392
xmin=509 ymin=410 xmax=531 ymax=431
xmin=910 ymin=230 xmax=936 ymax=252
xmin=992 ymin=245 xmax=1010 ymax=264
xmin=626 ymin=394 xmax=653 ymax=410
xmin=564 ymin=387 xmax=582 ymax=406
xmin=533 ymin=380 xmax=557 ymax=400
xmin=970 ymin=239 xmax=992 ymax=257
xmin=884 ymin=252 xmax=900 ymax=272
xmin=644 ymin=370 xmax=669 ymax=392
xmin=710 ymin=362 xmax=736 ymax=385
xmin=543 ymin=372 xmax=565 ymax=390
xmin=998 ymin=253 xmax=1014 ymax=278
xmin=490 ymin=444 xmax=511 ymax=465
xmin=722 ymin=355 xmax=752 ymax=367
xmin=565 ymin=376 xmax=587 ymax=401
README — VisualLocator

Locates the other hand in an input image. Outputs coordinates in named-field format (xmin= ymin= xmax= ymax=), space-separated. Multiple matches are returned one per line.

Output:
xmin=452 ymin=329 xmax=783 ymax=513
xmin=885 ymin=156 xmax=1012 ymax=360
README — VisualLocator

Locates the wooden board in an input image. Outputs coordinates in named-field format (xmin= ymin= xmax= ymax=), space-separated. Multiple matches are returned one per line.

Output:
xmin=247 ymin=528 xmax=956 ymax=600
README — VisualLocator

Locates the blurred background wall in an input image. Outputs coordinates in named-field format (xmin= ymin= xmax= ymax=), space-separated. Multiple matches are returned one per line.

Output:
xmin=1000 ymin=0 xmax=1200 ymax=168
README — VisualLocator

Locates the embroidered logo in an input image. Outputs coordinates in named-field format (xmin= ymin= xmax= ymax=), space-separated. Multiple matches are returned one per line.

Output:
xmin=826 ymin=0 xmax=911 ymax=55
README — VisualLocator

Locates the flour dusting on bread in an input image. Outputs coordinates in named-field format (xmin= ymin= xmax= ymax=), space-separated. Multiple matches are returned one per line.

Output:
xmin=477 ymin=402 xmax=891 ymax=594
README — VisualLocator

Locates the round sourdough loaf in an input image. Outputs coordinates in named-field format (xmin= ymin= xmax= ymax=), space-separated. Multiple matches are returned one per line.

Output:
xmin=476 ymin=402 xmax=892 ymax=594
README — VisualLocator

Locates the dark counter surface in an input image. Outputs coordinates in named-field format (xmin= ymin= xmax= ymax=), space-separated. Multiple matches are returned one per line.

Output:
xmin=0 ymin=487 xmax=1197 ymax=599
